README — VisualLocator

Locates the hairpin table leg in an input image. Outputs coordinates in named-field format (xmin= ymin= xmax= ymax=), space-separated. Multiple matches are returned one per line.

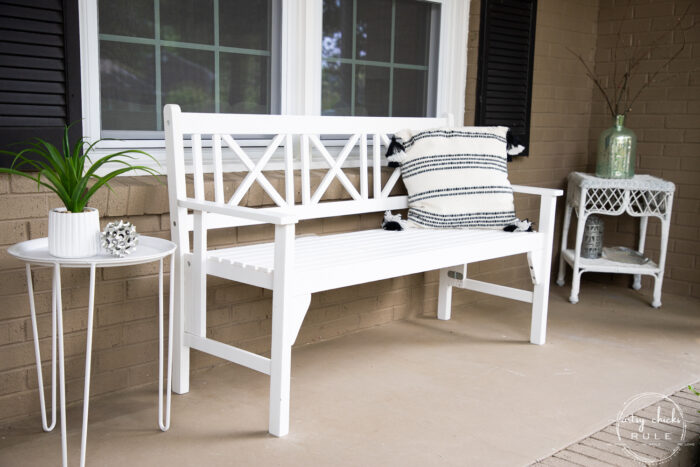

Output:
xmin=54 ymin=263 xmax=68 ymax=467
xmin=26 ymin=263 xmax=57 ymax=433
xmin=158 ymin=255 xmax=174 ymax=431
xmin=79 ymin=264 xmax=97 ymax=467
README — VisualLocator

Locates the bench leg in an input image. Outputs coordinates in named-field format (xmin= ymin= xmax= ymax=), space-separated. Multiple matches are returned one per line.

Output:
xmin=531 ymin=280 xmax=550 ymax=345
xmin=531 ymin=194 xmax=557 ymax=345
xmin=268 ymin=293 xmax=310 ymax=437
xmin=437 ymin=268 xmax=453 ymax=320
xmin=556 ymin=204 xmax=572 ymax=286
xmin=172 ymin=256 xmax=190 ymax=394
xmin=269 ymin=305 xmax=292 ymax=437
xmin=269 ymin=224 xmax=296 ymax=437
xmin=172 ymin=318 xmax=190 ymax=394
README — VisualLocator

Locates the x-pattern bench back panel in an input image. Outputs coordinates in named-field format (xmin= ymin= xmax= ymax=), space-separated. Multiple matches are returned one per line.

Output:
xmin=169 ymin=108 xmax=451 ymax=226
xmin=191 ymin=132 xmax=399 ymax=207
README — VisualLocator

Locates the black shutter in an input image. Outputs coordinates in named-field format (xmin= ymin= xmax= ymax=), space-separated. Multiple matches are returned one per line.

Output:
xmin=475 ymin=0 xmax=537 ymax=157
xmin=0 ymin=0 xmax=82 ymax=166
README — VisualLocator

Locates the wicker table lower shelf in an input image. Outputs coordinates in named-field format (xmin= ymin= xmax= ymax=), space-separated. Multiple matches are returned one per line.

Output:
xmin=560 ymin=249 xmax=660 ymax=276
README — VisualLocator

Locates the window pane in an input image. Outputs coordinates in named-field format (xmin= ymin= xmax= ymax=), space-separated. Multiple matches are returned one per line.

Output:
xmin=220 ymin=54 xmax=270 ymax=113
xmin=392 ymin=68 xmax=426 ymax=117
xmin=322 ymin=60 xmax=352 ymax=116
xmin=100 ymin=42 xmax=156 ymax=131
xmin=356 ymin=0 xmax=391 ymax=61
xmin=220 ymin=0 xmax=271 ymax=50
xmin=98 ymin=0 xmax=278 ymax=135
xmin=321 ymin=0 xmax=437 ymax=117
xmin=160 ymin=0 xmax=214 ymax=44
xmin=161 ymin=47 xmax=215 ymax=113
xmin=394 ymin=0 xmax=432 ymax=66
xmin=98 ymin=0 xmax=154 ymax=38
xmin=322 ymin=0 xmax=353 ymax=59
xmin=355 ymin=65 xmax=389 ymax=116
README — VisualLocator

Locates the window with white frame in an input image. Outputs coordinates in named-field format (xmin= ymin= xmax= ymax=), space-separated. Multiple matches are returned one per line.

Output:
xmin=79 ymin=0 xmax=468 ymax=167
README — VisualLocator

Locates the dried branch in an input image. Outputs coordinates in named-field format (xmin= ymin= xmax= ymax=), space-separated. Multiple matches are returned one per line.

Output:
xmin=629 ymin=3 xmax=690 ymax=70
xmin=615 ymin=71 xmax=630 ymax=115
xmin=567 ymin=46 xmax=616 ymax=118
xmin=570 ymin=2 xmax=694 ymax=118
xmin=623 ymin=41 xmax=686 ymax=115
xmin=611 ymin=13 xmax=626 ymax=113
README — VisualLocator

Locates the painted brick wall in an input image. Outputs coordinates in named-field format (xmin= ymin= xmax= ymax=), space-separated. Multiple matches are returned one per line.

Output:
xmin=445 ymin=0 xmax=601 ymax=308
xmin=1 ymin=0 xmax=605 ymax=426
xmin=587 ymin=0 xmax=700 ymax=298
xmin=0 ymin=172 xmax=427 ymax=425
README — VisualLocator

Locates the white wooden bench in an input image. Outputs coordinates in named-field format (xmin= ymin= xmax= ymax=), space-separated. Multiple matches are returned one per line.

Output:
xmin=164 ymin=104 xmax=563 ymax=437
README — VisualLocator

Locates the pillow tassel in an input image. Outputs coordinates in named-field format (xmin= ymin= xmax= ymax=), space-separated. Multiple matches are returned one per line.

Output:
xmin=381 ymin=210 xmax=409 ymax=231
xmin=385 ymin=136 xmax=405 ymax=168
xmin=506 ymin=130 xmax=525 ymax=160
xmin=503 ymin=218 xmax=533 ymax=232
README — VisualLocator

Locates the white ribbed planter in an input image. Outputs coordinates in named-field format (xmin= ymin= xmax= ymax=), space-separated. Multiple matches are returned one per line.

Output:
xmin=48 ymin=207 xmax=100 ymax=258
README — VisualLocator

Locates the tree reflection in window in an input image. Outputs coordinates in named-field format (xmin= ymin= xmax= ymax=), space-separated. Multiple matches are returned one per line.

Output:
xmin=98 ymin=0 xmax=276 ymax=135
xmin=322 ymin=0 xmax=437 ymax=117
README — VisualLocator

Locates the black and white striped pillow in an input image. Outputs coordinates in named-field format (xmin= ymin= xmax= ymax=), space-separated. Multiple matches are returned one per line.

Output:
xmin=389 ymin=126 xmax=517 ymax=229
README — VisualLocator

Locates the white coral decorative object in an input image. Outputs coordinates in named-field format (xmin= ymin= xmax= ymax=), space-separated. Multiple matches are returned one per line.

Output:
xmin=101 ymin=220 xmax=139 ymax=258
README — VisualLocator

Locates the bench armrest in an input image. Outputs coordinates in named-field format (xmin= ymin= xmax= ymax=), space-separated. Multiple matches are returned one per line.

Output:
xmin=511 ymin=185 xmax=564 ymax=197
xmin=178 ymin=199 xmax=298 ymax=225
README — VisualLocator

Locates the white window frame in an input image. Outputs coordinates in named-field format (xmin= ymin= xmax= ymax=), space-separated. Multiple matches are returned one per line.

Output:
xmin=78 ymin=0 xmax=469 ymax=172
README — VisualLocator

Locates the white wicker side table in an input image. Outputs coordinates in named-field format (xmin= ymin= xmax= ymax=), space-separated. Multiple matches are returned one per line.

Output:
xmin=556 ymin=172 xmax=675 ymax=307
xmin=8 ymin=236 xmax=176 ymax=467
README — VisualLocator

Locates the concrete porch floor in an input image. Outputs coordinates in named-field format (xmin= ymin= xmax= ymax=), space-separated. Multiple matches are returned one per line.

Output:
xmin=1 ymin=281 xmax=699 ymax=467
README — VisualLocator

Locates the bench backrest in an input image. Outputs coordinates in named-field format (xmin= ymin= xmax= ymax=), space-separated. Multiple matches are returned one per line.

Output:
xmin=164 ymin=104 xmax=452 ymax=230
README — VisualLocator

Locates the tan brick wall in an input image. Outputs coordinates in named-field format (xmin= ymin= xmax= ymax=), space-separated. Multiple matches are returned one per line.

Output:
xmin=0 ymin=176 xmax=172 ymax=422
xmin=587 ymin=0 xmax=700 ymax=298
xmin=0 ymin=0 xmax=604 ymax=426
xmin=0 ymin=172 xmax=427 ymax=425
xmin=446 ymin=0 xmax=601 ymax=309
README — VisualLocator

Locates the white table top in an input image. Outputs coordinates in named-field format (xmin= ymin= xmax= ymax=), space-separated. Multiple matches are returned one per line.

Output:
xmin=8 ymin=236 xmax=176 ymax=268
xmin=568 ymin=172 xmax=675 ymax=192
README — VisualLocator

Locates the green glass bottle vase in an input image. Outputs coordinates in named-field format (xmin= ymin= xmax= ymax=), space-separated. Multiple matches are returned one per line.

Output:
xmin=596 ymin=114 xmax=636 ymax=179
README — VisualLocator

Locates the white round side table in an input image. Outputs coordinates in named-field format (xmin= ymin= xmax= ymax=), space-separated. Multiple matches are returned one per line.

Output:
xmin=8 ymin=236 xmax=177 ymax=467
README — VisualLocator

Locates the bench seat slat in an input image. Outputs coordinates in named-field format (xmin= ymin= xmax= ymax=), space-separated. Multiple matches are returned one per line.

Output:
xmin=205 ymin=229 xmax=543 ymax=293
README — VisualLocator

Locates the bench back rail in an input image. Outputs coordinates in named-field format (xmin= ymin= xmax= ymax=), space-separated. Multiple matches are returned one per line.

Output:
xmin=164 ymin=104 xmax=453 ymax=232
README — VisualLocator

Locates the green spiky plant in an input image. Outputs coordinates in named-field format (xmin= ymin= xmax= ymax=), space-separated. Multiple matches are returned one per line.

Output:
xmin=0 ymin=125 xmax=161 ymax=213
